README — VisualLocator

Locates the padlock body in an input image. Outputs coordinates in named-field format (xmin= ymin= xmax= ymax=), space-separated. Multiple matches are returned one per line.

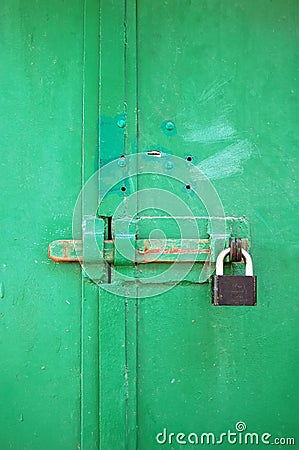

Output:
xmin=212 ymin=275 xmax=257 ymax=306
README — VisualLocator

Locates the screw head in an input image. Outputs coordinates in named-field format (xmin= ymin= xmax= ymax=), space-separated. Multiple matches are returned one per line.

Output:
xmin=165 ymin=161 xmax=173 ymax=169
xmin=165 ymin=121 xmax=175 ymax=131
xmin=118 ymin=158 xmax=126 ymax=167
xmin=117 ymin=119 xmax=126 ymax=128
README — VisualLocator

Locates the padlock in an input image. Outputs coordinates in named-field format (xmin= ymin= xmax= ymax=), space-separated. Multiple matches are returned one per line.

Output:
xmin=212 ymin=247 xmax=257 ymax=306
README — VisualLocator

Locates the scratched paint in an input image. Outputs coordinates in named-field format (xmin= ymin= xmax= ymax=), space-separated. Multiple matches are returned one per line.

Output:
xmin=183 ymin=79 xmax=236 ymax=144
xmin=197 ymin=139 xmax=253 ymax=180
xmin=197 ymin=79 xmax=233 ymax=105
xmin=182 ymin=78 xmax=254 ymax=179
xmin=184 ymin=121 xmax=236 ymax=143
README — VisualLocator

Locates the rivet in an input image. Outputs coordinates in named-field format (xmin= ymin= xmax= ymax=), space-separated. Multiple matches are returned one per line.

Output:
xmin=165 ymin=161 xmax=173 ymax=169
xmin=117 ymin=119 xmax=126 ymax=128
xmin=118 ymin=158 xmax=126 ymax=167
xmin=165 ymin=121 xmax=175 ymax=131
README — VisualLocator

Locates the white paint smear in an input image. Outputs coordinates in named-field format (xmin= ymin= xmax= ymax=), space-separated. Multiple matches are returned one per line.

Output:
xmin=197 ymin=140 xmax=253 ymax=180
xmin=184 ymin=121 xmax=236 ymax=143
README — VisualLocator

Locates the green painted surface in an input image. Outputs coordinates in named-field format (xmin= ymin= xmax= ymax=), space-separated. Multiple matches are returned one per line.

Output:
xmin=0 ymin=1 xmax=84 ymax=449
xmin=133 ymin=2 xmax=299 ymax=448
xmin=134 ymin=2 xmax=299 ymax=448
xmin=1 ymin=1 xmax=299 ymax=449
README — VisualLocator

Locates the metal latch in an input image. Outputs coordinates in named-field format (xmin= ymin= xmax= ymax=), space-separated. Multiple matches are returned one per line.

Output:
xmin=48 ymin=216 xmax=250 ymax=284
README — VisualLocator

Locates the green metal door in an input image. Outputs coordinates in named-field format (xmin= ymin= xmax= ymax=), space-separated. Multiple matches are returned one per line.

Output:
xmin=1 ymin=1 xmax=84 ymax=449
xmin=1 ymin=1 xmax=298 ymax=449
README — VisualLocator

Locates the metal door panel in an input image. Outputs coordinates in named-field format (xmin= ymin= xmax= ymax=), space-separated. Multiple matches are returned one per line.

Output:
xmin=134 ymin=1 xmax=299 ymax=447
xmin=1 ymin=1 xmax=298 ymax=449
xmin=0 ymin=1 xmax=84 ymax=449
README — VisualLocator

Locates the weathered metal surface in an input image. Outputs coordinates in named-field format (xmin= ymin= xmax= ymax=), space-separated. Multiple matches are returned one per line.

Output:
xmin=229 ymin=237 xmax=243 ymax=262
xmin=97 ymin=0 xmax=299 ymax=447
xmin=48 ymin=216 xmax=249 ymax=268
xmin=0 ymin=1 xmax=84 ymax=448
xmin=48 ymin=240 xmax=82 ymax=262
xmin=49 ymin=237 xmax=249 ymax=264
xmin=1 ymin=1 xmax=299 ymax=450
xmin=137 ymin=238 xmax=210 ymax=262
xmin=212 ymin=275 xmax=257 ymax=306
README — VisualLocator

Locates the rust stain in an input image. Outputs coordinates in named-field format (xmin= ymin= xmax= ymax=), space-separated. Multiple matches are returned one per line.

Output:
xmin=48 ymin=253 xmax=81 ymax=263
xmin=48 ymin=240 xmax=81 ymax=262
xmin=143 ymin=248 xmax=210 ymax=255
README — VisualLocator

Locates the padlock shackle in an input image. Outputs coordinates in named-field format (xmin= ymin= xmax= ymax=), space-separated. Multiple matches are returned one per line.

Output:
xmin=215 ymin=247 xmax=253 ymax=276
xmin=241 ymin=249 xmax=254 ymax=276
